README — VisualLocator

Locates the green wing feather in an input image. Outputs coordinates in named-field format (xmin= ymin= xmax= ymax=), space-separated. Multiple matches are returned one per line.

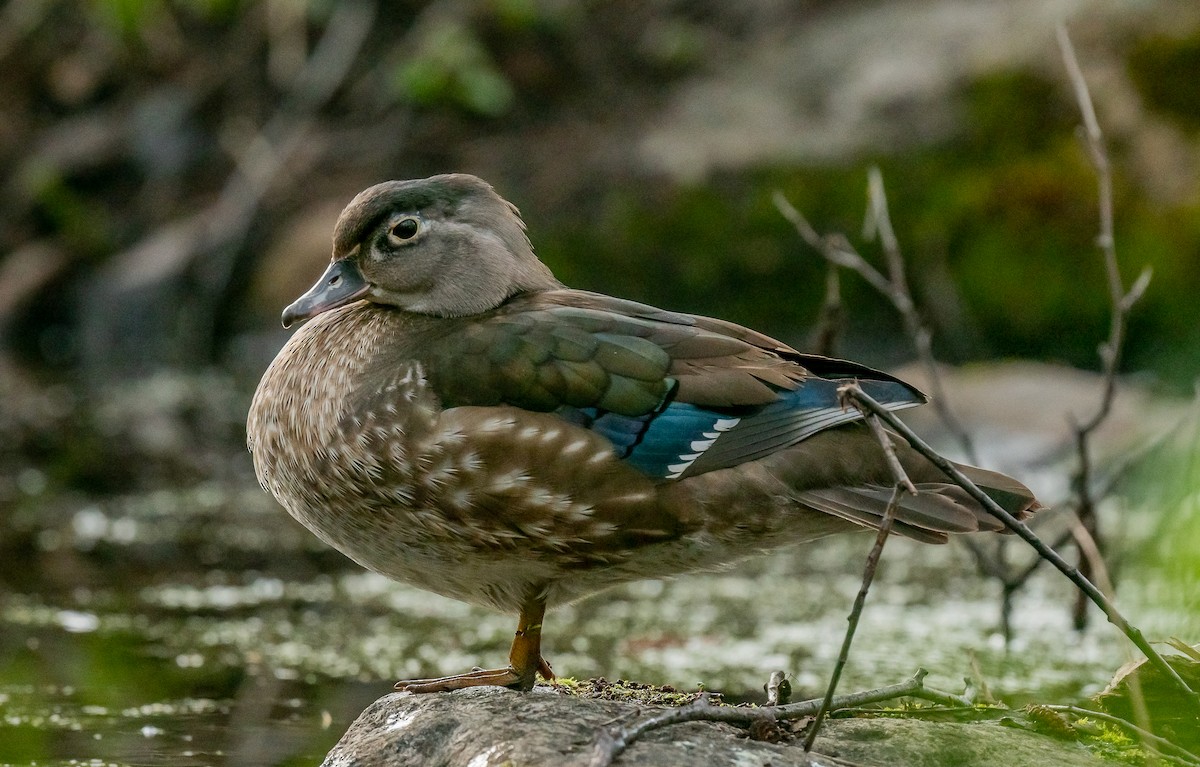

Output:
xmin=415 ymin=290 xmax=813 ymax=417
xmin=423 ymin=306 xmax=672 ymax=416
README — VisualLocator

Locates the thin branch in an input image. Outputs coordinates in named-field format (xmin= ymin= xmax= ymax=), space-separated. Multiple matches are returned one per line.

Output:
xmin=592 ymin=403 xmax=998 ymax=764
xmin=1057 ymin=21 xmax=1130 ymax=451
xmin=590 ymin=668 xmax=975 ymax=766
xmin=775 ymin=182 xmax=979 ymax=464
xmin=778 ymin=178 xmax=1032 ymax=643
xmin=589 ymin=693 xmax=766 ymax=767
xmin=1007 ymin=528 xmax=1076 ymax=586
xmin=864 ymin=167 xmax=911 ymax=309
xmin=1067 ymin=505 xmax=1155 ymax=754
xmin=1066 ymin=512 xmax=1114 ymax=598
xmin=843 ymin=386 xmax=1200 ymax=707
xmin=1057 ymin=23 xmax=1152 ymax=635
xmin=805 ymin=461 xmax=905 ymax=750
xmin=803 ymin=482 xmax=903 ymax=754
xmin=802 ymin=396 xmax=922 ymax=750
xmin=809 ymin=263 xmax=843 ymax=357
xmin=770 ymin=189 xmax=841 ymax=355
xmin=772 ymin=191 xmax=825 ymax=251
xmin=865 ymin=168 xmax=980 ymax=465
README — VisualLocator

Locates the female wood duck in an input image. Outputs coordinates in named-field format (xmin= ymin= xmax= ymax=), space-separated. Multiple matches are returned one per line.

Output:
xmin=247 ymin=174 xmax=1039 ymax=693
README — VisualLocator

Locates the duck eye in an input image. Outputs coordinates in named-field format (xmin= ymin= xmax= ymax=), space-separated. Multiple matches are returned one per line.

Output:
xmin=390 ymin=217 xmax=420 ymax=241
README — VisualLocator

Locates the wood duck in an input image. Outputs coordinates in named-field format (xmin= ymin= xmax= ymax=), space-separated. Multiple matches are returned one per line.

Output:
xmin=247 ymin=174 xmax=1039 ymax=693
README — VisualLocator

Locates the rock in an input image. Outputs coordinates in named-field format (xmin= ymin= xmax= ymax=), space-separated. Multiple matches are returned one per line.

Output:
xmin=321 ymin=686 xmax=1111 ymax=767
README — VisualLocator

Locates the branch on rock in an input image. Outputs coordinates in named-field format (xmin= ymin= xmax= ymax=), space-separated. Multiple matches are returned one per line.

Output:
xmin=590 ymin=668 xmax=983 ymax=767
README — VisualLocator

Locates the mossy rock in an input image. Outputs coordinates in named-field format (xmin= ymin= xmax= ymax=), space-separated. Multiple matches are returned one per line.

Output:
xmin=321 ymin=686 xmax=1118 ymax=767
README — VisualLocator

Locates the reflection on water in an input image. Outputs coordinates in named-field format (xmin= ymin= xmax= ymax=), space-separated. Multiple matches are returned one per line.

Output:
xmin=0 ymin=626 xmax=373 ymax=766
xmin=1 ymin=477 xmax=1197 ymax=766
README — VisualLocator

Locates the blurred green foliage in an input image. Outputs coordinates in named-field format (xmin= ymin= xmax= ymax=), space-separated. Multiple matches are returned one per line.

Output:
xmin=393 ymin=18 xmax=516 ymax=117
xmin=24 ymin=165 xmax=115 ymax=259
xmin=1127 ymin=419 xmax=1200 ymax=590
xmin=91 ymin=0 xmax=242 ymax=38
xmin=538 ymin=68 xmax=1200 ymax=387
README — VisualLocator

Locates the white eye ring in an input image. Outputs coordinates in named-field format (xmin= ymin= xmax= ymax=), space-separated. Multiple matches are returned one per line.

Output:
xmin=388 ymin=216 xmax=421 ymax=244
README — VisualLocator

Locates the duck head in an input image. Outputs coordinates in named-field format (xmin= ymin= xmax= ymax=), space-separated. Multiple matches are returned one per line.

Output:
xmin=282 ymin=174 xmax=561 ymax=327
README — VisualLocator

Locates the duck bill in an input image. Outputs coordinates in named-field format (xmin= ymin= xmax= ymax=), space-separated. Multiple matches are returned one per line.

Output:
xmin=281 ymin=259 xmax=370 ymax=328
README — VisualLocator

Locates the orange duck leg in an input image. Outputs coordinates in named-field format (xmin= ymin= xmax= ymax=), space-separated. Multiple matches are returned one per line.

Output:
xmin=396 ymin=597 xmax=554 ymax=693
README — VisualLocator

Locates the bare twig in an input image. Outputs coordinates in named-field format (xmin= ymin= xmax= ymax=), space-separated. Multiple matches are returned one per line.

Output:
xmin=1006 ymin=528 xmax=1076 ymax=586
xmin=589 ymin=692 xmax=766 ymax=767
xmin=1057 ymin=26 xmax=1126 ymax=436
xmin=1057 ymin=22 xmax=1151 ymax=633
xmin=1066 ymin=512 xmax=1114 ymax=598
xmin=770 ymin=191 xmax=842 ymax=356
xmin=843 ymin=386 xmax=1200 ymax=707
xmin=864 ymin=168 xmax=980 ymax=464
xmin=590 ymin=668 xmax=973 ymax=766
xmin=809 ymin=263 xmax=843 ymax=357
xmin=803 ymin=482 xmax=903 ymax=752
xmin=862 ymin=413 xmax=918 ymax=495
xmin=799 ymin=391 xmax=922 ymax=750
xmin=776 ymin=179 xmax=978 ymax=462
xmin=1067 ymin=505 xmax=1154 ymax=748
xmin=802 ymin=406 xmax=909 ymax=750
xmin=772 ymin=191 xmax=825 ymax=252
xmin=779 ymin=176 xmax=1034 ymax=642
xmin=863 ymin=168 xmax=906 ymax=289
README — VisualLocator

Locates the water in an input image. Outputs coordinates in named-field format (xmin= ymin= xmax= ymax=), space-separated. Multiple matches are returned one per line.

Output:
xmin=2 ymin=453 xmax=1197 ymax=765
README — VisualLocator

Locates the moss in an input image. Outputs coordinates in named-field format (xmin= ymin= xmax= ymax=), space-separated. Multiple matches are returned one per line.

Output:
xmin=1075 ymin=720 xmax=1149 ymax=765
xmin=549 ymin=677 xmax=715 ymax=707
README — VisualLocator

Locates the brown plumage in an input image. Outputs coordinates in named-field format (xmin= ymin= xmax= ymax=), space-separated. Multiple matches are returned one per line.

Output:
xmin=247 ymin=174 xmax=1040 ymax=692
